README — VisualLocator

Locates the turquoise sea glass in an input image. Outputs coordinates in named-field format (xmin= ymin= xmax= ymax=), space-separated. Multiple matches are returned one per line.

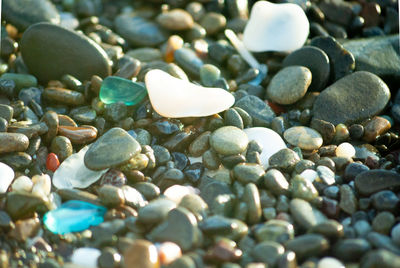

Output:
xmin=43 ymin=200 xmax=107 ymax=234
xmin=99 ymin=76 xmax=148 ymax=106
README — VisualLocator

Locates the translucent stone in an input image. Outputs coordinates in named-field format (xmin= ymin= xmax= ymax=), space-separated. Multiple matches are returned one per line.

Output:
xmin=164 ymin=185 xmax=199 ymax=204
xmin=11 ymin=176 xmax=33 ymax=193
xmin=70 ymin=248 xmax=101 ymax=268
xmin=32 ymin=174 xmax=51 ymax=198
xmin=145 ymin=69 xmax=234 ymax=118
xmin=43 ymin=200 xmax=107 ymax=234
xmin=0 ymin=162 xmax=14 ymax=194
xmin=243 ymin=1 xmax=309 ymax=52
xmin=53 ymin=146 xmax=108 ymax=189
xmin=100 ymin=76 xmax=148 ymax=106
xmin=336 ymin=142 xmax=356 ymax=158
xmin=244 ymin=127 xmax=287 ymax=169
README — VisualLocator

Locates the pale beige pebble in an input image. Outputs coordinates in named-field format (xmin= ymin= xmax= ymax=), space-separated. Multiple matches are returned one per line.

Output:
xmin=284 ymin=126 xmax=323 ymax=150
xmin=317 ymin=257 xmax=344 ymax=268
xmin=164 ymin=185 xmax=199 ymax=204
xmin=31 ymin=174 xmax=51 ymax=198
xmin=335 ymin=142 xmax=355 ymax=158
xmin=11 ymin=176 xmax=33 ymax=193
xmin=156 ymin=242 xmax=182 ymax=265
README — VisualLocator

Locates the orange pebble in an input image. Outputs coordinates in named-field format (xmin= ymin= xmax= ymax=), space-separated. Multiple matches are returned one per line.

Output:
xmin=157 ymin=242 xmax=182 ymax=265
xmin=165 ymin=35 xmax=184 ymax=63
xmin=46 ymin=153 xmax=60 ymax=172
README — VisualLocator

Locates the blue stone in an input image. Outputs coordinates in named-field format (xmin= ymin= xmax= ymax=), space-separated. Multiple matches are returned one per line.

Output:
xmin=43 ymin=200 xmax=107 ymax=234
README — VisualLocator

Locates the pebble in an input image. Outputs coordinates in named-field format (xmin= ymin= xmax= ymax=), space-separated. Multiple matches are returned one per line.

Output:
xmin=372 ymin=211 xmax=395 ymax=234
xmin=244 ymin=127 xmax=286 ymax=169
xmin=200 ymin=12 xmax=226 ymax=35
xmin=233 ymin=163 xmax=265 ymax=184
xmin=355 ymin=170 xmax=400 ymax=196
xmin=235 ymin=95 xmax=276 ymax=127
xmin=138 ymin=198 xmax=176 ymax=225
xmin=0 ymin=162 xmax=14 ymax=194
xmin=145 ymin=69 xmax=234 ymax=118
xmin=50 ymin=136 xmax=73 ymax=162
xmin=313 ymin=71 xmax=391 ymax=125
xmin=285 ymin=234 xmax=329 ymax=260
xmin=43 ymin=87 xmax=85 ymax=106
xmin=284 ymin=126 xmax=323 ymax=150
xmin=263 ymin=169 xmax=289 ymax=195
xmin=100 ymin=76 xmax=147 ymax=106
xmin=53 ymin=146 xmax=108 ymax=189
xmin=269 ymin=148 xmax=301 ymax=171
xmin=3 ymin=0 xmax=60 ymax=30
xmin=70 ymin=248 xmax=101 ymax=268
xmin=333 ymin=238 xmax=371 ymax=262
xmin=267 ymin=66 xmax=312 ymax=105
xmin=290 ymin=199 xmax=326 ymax=229
xmin=0 ymin=132 xmax=29 ymax=154
xmin=115 ymin=14 xmax=167 ymax=47
xmin=6 ymin=192 xmax=46 ymax=220
xmin=310 ymin=36 xmax=355 ymax=81
xmin=11 ymin=176 xmax=33 ymax=193
xmin=339 ymin=185 xmax=358 ymax=214
xmin=157 ymin=9 xmax=194 ymax=30
xmin=84 ymin=128 xmax=141 ymax=170
xmin=283 ymin=46 xmax=330 ymax=91
xmin=371 ymin=190 xmax=399 ymax=211
xmin=210 ymin=126 xmax=248 ymax=156
xmin=58 ymin=125 xmax=97 ymax=145
xmin=251 ymin=241 xmax=285 ymax=266
xmin=243 ymin=1 xmax=309 ymax=52
xmin=335 ymin=142 xmax=355 ymax=158
xmin=363 ymin=116 xmax=391 ymax=142
xmin=20 ymin=23 xmax=111 ymax=83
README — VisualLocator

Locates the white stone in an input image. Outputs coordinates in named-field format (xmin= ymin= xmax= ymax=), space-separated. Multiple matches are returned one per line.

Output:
xmin=336 ymin=142 xmax=356 ymax=158
xmin=11 ymin=176 xmax=33 ymax=193
xmin=300 ymin=169 xmax=319 ymax=183
xmin=317 ymin=257 xmax=345 ymax=268
xmin=32 ymin=174 xmax=51 ymax=197
xmin=164 ymin=185 xmax=199 ymax=204
xmin=53 ymin=146 xmax=108 ymax=189
xmin=156 ymin=242 xmax=182 ymax=265
xmin=145 ymin=69 xmax=235 ymax=118
xmin=243 ymin=1 xmax=309 ymax=52
xmin=70 ymin=247 xmax=101 ymax=268
xmin=0 ymin=162 xmax=14 ymax=194
xmin=391 ymin=223 xmax=400 ymax=246
xmin=244 ymin=127 xmax=287 ymax=169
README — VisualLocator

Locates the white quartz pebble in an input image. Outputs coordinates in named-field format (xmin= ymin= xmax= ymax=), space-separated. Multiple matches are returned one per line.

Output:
xmin=32 ymin=174 xmax=52 ymax=197
xmin=11 ymin=176 xmax=33 ymax=193
xmin=336 ymin=142 xmax=356 ymax=158
xmin=300 ymin=169 xmax=319 ymax=183
xmin=164 ymin=185 xmax=199 ymax=204
xmin=53 ymin=145 xmax=108 ymax=189
xmin=244 ymin=127 xmax=287 ymax=169
xmin=70 ymin=248 xmax=101 ymax=268
xmin=243 ymin=1 xmax=309 ymax=52
xmin=317 ymin=257 xmax=345 ymax=268
xmin=0 ymin=162 xmax=14 ymax=194
xmin=145 ymin=69 xmax=234 ymax=118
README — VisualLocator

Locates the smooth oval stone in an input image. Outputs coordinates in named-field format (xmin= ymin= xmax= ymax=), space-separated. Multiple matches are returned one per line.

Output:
xmin=210 ymin=126 xmax=248 ymax=155
xmin=290 ymin=198 xmax=327 ymax=229
xmin=43 ymin=200 xmax=106 ymax=234
xmin=0 ymin=73 xmax=37 ymax=92
xmin=115 ymin=14 xmax=168 ymax=47
xmin=157 ymin=9 xmax=194 ymax=30
xmin=100 ymin=76 xmax=147 ymax=106
xmin=58 ymin=125 xmax=97 ymax=145
xmin=53 ymin=146 xmax=108 ymax=189
xmin=3 ymin=0 xmax=60 ymax=31
xmin=70 ymin=248 xmax=101 ymax=268
xmin=84 ymin=127 xmax=141 ymax=170
xmin=138 ymin=198 xmax=177 ymax=225
xmin=285 ymin=234 xmax=329 ymax=260
xmin=0 ymin=162 xmax=14 ymax=194
xmin=243 ymin=1 xmax=309 ymax=52
xmin=20 ymin=23 xmax=111 ymax=83
xmin=0 ymin=133 xmax=29 ymax=154
xmin=43 ymin=87 xmax=85 ymax=106
xmin=124 ymin=240 xmax=159 ymax=268
xmin=267 ymin=66 xmax=312 ymax=105
xmin=284 ymin=126 xmax=323 ymax=150
xmin=174 ymin=48 xmax=204 ymax=77
xmin=145 ymin=69 xmax=234 ymax=118
xmin=313 ymin=71 xmax=390 ymax=125
xmin=283 ymin=46 xmax=330 ymax=91
xmin=355 ymin=170 xmax=400 ymax=196
xmin=235 ymin=95 xmax=276 ymax=127
xmin=6 ymin=192 xmax=46 ymax=220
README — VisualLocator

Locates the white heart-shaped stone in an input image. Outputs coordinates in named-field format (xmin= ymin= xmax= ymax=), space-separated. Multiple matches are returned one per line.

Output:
xmin=244 ymin=127 xmax=287 ymax=169
xmin=53 ymin=146 xmax=108 ymax=189
xmin=145 ymin=69 xmax=235 ymax=118
xmin=243 ymin=1 xmax=309 ymax=52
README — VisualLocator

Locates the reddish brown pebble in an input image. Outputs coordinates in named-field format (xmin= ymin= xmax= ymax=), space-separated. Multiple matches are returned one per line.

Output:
xmin=58 ymin=114 xmax=78 ymax=127
xmin=46 ymin=153 xmax=60 ymax=172
xmin=58 ymin=125 xmax=97 ymax=144
xmin=363 ymin=116 xmax=391 ymax=143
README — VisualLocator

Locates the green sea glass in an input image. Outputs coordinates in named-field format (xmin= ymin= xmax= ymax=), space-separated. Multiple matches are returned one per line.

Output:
xmin=99 ymin=76 xmax=147 ymax=106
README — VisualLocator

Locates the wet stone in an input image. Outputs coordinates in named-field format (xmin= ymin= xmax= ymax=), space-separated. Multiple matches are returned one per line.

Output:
xmin=371 ymin=190 xmax=399 ymax=212
xmin=43 ymin=88 xmax=85 ymax=106
xmin=339 ymin=185 xmax=358 ymax=214
xmin=157 ymin=9 xmax=194 ymax=31
xmin=235 ymin=95 xmax=275 ymax=127
xmin=0 ymin=104 xmax=13 ymax=122
xmin=210 ymin=126 xmax=248 ymax=156
xmin=269 ymin=148 xmax=300 ymax=171
xmin=313 ymin=71 xmax=391 ymax=125
xmin=0 ymin=133 xmax=29 ymax=154
xmin=290 ymin=199 xmax=327 ymax=230
xmin=267 ymin=66 xmax=311 ymax=105
xmin=333 ymin=238 xmax=371 ymax=262
xmin=58 ymin=125 xmax=97 ymax=145
xmin=200 ymin=12 xmax=226 ymax=35
xmin=174 ymin=48 xmax=204 ymax=77
xmin=84 ymin=128 xmax=141 ymax=170
xmin=251 ymin=241 xmax=285 ymax=267
xmin=285 ymin=234 xmax=329 ymax=260
xmin=233 ymin=163 xmax=265 ymax=184
xmin=372 ymin=211 xmax=395 ymax=235
xmin=355 ymin=170 xmax=400 ymax=196
xmin=138 ymin=198 xmax=176 ymax=225
xmin=20 ymin=23 xmax=111 ymax=83
xmin=123 ymin=240 xmax=159 ymax=268
xmin=0 ymin=73 xmax=37 ymax=92
xmin=284 ymin=126 xmax=323 ymax=150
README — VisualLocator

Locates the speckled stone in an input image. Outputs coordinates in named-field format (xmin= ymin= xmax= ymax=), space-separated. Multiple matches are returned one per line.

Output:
xmin=210 ymin=126 xmax=248 ymax=155
xmin=284 ymin=126 xmax=323 ymax=150
xmin=267 ymin=66 xmax=312 ymax=105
